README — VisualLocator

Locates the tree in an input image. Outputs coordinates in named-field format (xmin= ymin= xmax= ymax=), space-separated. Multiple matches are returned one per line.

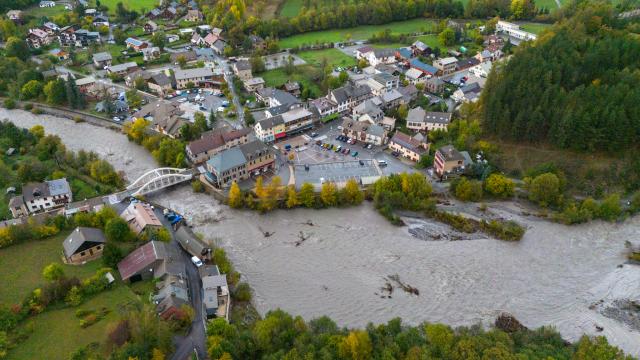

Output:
xmin=228 ymin=182 xmax=243 ymax=208
xmin=339 ymin=331 xmax=372 ymax=360
xmin=209 ymin=110 xmax=217 ymax=127
xmin=102 ymin=242 xmax=124 ymax=268
xmin=42 ymin=263 xmax=65 ymax=282
xmin=298 ymin=183 xmax=315 ymax=208
xmin=341 ymin=178 xmax=364 ymax=205
xmin=527 ymin=173 xmax=561 ymax=207
xmin=484 ymin=174 xmax=515 ymax=198
xmin=260 ymin=176 xmax=282 ymax=212
xmin=254 ymin=176 xmax=265 ymax=199
xmin=5 ymin=37 xmax=29 ymax=61
xmin=598 ymin=194 xmax=621 ymax=221
xmin=177 ymin=55 xmax=187 ymax=68
xmin=21 ymin=80 xmax=43 ymax=100
xmin=113 ymin=28 xmax=127 ymax=45
xmin=250 ymin=56 xmax=265 ymax=73
xmin=425 ymin=323 xmax=454 ymax=357
xmin=320 ymin=182 xmax=338 ymax=207
xmin=510 ymin=0 xmax=535 ymax=19
xmin=105 ymin=217 xmax=132 ymax=242
xmin=194 ymin=111 xmax=209 ymax=134
xmin=43 ymin=79 xmax=67 ymax=105
xmin=151 ymin=348 xmax=166 ymax=360
xmin=573 ymin=335 xmax=632 ymax=360
xmin=30 ymin=125 xmax=45 ymax=140
xmin=126 ymin=89 xmax=143 ymax=109
xmin=285 ymin=185 xmax=299 ymax=208
xmin=454 ymin=177 xmax=483 ymax=202
xmin=124 ymin=118 xmax=150 ymax=144
xmin=151 ymin=31 xmax=166 ymax=50
xmin=438 ymin=27 xmax=455 ymax=47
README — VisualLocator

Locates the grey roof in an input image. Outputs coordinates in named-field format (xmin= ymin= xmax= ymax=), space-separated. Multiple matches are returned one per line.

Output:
xmin=257 ymin=115 xmax=284 ymax=129
xmin=437 ymin=145 xmax=465 ymax=161
xmin=202 ymin=274 xmax=227 ymax=311
xmin=382 ymin=89 xmax=402 ymax=103
xmin=174 ymin=67 xmax=214 ymax=81
xmin=367 ymin=124 xmax=386 ymax=137
xmin=175 ymin=226 xmax=210 ymax=258
xmin=234 ymin=59 xmax=251 ymax=71
xmin=109 ymin=62 xmax=138 ymax=73
xmin=373 ymin=48 xmax=395 ymax=58
xmin=207 ymin=147 xmax=247 ymax=173
xmin=150 ymin=72 xmax=172 ymax=86
xmin=390 ymin=132 xmax=426 ymax=154
xmin=353 ymin=99 xmax=382 ymax=117
xmin=48 ymin=178 xmax=71 ymax=196
xmin=425 ymin=111 xmax=452 ymax=124
xmin=63 ymin=227 xmax=106 ymax=257
xmin=331 ymin=84 xmax=371 ymax=104
xmin=239 ymin=140 xmax=272 ymax=159
xmin=407 ymin=106 xmax=426 ymax=124
xmin=271 ymin=89 xmax=298 ymax=106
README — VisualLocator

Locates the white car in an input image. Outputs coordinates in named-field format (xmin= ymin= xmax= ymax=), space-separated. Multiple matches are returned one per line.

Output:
xmin=191 ymin=256 xmax=203 ymax=267
xmin=177 ymin=98 xmax=188 ymax=103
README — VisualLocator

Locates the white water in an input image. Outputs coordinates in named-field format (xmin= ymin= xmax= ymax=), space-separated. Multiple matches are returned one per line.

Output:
xmin=5 ymin=109 xmax=640 ymax=356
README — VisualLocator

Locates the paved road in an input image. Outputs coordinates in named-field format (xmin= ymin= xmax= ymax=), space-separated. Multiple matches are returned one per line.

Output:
xmin=215 ymin=56 xmax=245 ymax=128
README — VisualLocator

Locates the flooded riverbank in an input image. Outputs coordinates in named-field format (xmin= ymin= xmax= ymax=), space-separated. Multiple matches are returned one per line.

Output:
xmin=4 ymin=108 xmax=640 ymax=356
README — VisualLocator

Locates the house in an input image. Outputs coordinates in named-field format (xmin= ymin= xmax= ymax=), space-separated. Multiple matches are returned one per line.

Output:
xmin=406 ymin=107 xmax=452 ymax=132
xmin=58 ymin=25 xmax=78 ymax=47
xmin=456 ymin=58 xmax=480 ymax=71
xmin=118 ymin=241 xmax=182 ymax=282
xmin=125 ymin=37 xmax=148 ymax=52
xmin=328 ymin=84 xmax=373 ymax=114
xmin=475 ymin=50 xmax=492 ymax=63
xmin=434 ymin=145 xmax=465 ymax=177
xmin=280 ymin=107 xmax=314 ymax=136
xmin=144 ymin=20 xmax=158 ymax=33
xmin=6 ymin=10 xmax=23 ymax=23
xmin=107 ymin=62 xmax=139 ymax=76
xmin=452 ymin=82 xmax=481 ymax=103
xmin=154 ymin=277 xmax=189 ymax=319
xmin=396 ymin=47 xmax=414 ymax=62
xmin=409 ymin=58 xmax=438 ymax=76
xmin=355 ymin=46 xmax=373 ymax=60
xmin=73 ymin=29 xmax=100 ymax=47
xmin=282 ymin=81 xmax=301 ymax=97
xmin=352 ymin=99 xmax=384 ymax=123
xmin=243 ymin=77 xmax=265 ymax=92
xmin=265 ymin=88 xmax=299 ymax=108
xmin=366 ymin=48 xmax=397 ymax=67
xmin=39 ymin=1 xmax=55 ymax=7
xmin=49 ymin=48 xmax=69 ymax=61
xmin=9 ymin=179 xmax=73 ymax=218
xmin=434 ymin=57 xmax=458 ymax=75
xmin=125 ymin=70 xmax=152 ymax=87
xmin=63 ymin=227 xmax=106 ymax=265
xmin=92 ymin=52 xmax=113 ymax=69
xmin=175 ymin=225 xmax=211 ymax=260
xmin=92 ymin=14 xmax=109 ymax=27
xmin=134 ymin=100 xmax=186 ymax=138
xmin=142 ymin=47 xmax=161 ymax=61
xmin=75 ymin=76 xmax=97 ymax=93
xmin=186 ymin=127 xmax=251 ymax=163
xmin=171 ymin=50 xmax=197 ymax=64
xmin=166 ymin=34 xmax=180 ymax=43
xmin=204 ymin=140 xmax=275 ymax=187
xmin=411 ymin=40 xmax=431 ymax=56
xmin=341 ymin=117 xmax=388 ymax=146
xmin=425 ymin=77 xmax=445 ymax=94
xmin=248 ymin=34 xmax=266 ymax=52
xmin=254 ymin=116 xmax=285 ymax=143
xmin=120 ymin=202 xmax=163 ymax=236
xmin=148 ymin=73 xmax=174 ymax=96
xmin=95 ymin=99 xmax=128 ymax=113
xmin=380 ymin=89 xmax=403 ymax=109
xmin=496 ymin=21 xmax=537 ymax=42
xmin=469 ymin=61 xmax=492 ymax=78
xmin=405 ymin=68 xmax=428 ymax=85
xmin=388 ymin=131 xmax=429 ymax=162
xmin=174 ymin=67 xmax=215 ymax=89
xmin=232 ymin=60 xmax=252 ymax=81
xmin=211 ymin=39 xmax=226 ymax=55
xmin=185 ymin=9 xmax=203 ymax=22
xmin=201 ymin=267 xmax=230 ymax=320
xmin=42 ymin=22 xmax=59 ymax=34
xmin=27 ymin=28 xmax=52 ymax=48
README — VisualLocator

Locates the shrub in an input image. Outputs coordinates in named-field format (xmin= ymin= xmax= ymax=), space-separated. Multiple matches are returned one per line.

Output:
xmin=233 ymin=282 xmax=252 ymax=302
xmin=75 ymin=309 xmax=94 ymax=318
xmin=598 ymin=194 xmax=622 ymax=221
xmin=73 ymin=116 xmax=84 ymax=123
xmin=484 ymin=173 xmax=515 ymax=198
xmin=453 ymin=177 xmax=483 ymax=202
xmin=79 ymin=314 xmax=98 ymax=328
xmin=31 ymin=108 xmax=43 ymax=115
xmin=527 ymin=173 xmax=562 ymax=207
xmin=23 ymin=103 xmax=33 ymax=110
xmin=3 ymin=99 xmax=16 ymax=109
xmin=479 ymin=220 xmax=525 ymax=241
xmin=192 ymin=179 xmax=204 ymax=193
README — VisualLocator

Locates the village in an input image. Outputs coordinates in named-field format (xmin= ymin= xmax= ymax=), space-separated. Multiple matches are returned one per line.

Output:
xmin=0 ymin=1 xmax=555 ymax=358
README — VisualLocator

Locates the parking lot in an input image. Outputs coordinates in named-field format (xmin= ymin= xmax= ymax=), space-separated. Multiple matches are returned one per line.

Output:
xmin=294 ymin=159 xmax=382 ymax=188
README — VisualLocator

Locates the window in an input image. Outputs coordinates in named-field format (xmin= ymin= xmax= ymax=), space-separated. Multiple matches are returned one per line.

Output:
xmin=80 ymin=251 xmax=86 ymax=256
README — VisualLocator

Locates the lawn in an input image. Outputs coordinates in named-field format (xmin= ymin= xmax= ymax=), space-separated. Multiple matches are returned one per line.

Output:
xmin=519 ymin=22 xmax=553 ymax=34
xmin=279 ymin=0 xmax=304 ymax=17
xmin=0 ymin=231 xmax=103 ymax=306
xmin=296 ymin=48 xmax=356 ymax=68
xmin=23 ymin=4 xmax=70 ymax=19
xmin=89 ymin=0 xmax=159 ymax=14
xmin=260 ymin=65 xmax=323 ymax=98
xmin=535 ymin=0 xmax=560 ymax=9
xmin=6 ymin=285 xmax=140 ymax=360
xmin=369 ymin=34 xmax=444 ymax=52
xmin=278 ymin=18 xmax=437 ymax=48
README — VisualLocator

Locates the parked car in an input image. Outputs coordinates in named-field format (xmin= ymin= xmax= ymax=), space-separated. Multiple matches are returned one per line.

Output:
xmin=391 ymin=151 xmax=400 ymax=157
xmin=343 ymin=148 xmax=350 ymax=154
xmin=378 ymin=160 xmax=388 ymax=167
xmin=311 ymin=132 xmax=319 ymax=137
xmin=351 ymin=151 xmax=358 ymax=157
xmin=191 ymin=256 xmax=203 ymax=267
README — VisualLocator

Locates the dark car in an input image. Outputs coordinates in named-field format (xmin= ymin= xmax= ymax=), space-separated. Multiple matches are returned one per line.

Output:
xmin=391 ymin=151 xmax=400 ymax=157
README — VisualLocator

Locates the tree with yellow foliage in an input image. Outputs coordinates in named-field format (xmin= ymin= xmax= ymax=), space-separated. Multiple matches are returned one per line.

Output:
xmin=123 ymin=118 xmax=150 ymax=144
xmin=320 ymin=182 xmax=338 ymax=207
xmin=285 ymin=185 xmax=299 ymax=208
xmin=228 ymin=181 xmax=243 ymax=208
xmin=338 ymin=331 xmax=372 ymax=360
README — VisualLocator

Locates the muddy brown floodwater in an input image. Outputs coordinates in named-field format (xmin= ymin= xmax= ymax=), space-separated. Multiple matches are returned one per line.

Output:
xmin=5 ymin=109 xmax=640 ymax=356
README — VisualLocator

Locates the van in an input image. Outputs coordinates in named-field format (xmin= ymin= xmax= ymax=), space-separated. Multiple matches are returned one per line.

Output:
xmin=378 ymin=160 xmax=388 ymax=167
xmin=191 ymin=256 xmax=203 ymax=267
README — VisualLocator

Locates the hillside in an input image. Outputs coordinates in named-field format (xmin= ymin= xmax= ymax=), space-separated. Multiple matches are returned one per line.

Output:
xmin=480 ymin=2 xmax=640 ymax=152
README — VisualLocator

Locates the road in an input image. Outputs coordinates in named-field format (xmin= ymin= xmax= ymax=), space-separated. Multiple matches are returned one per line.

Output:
xmin=215 ymin=55 xmax=245 ymax=128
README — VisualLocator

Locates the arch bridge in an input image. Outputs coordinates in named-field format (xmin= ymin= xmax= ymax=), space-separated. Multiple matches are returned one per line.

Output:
xmin=108 ymin=168 xmax=195 ymax=204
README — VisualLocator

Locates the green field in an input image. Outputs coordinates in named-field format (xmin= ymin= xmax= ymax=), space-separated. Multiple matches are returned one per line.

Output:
xmin=90 ymin=0 xmax=159 ymax=14
xmin=535 ymin=0 xmax=560 ymax=9
xmin=279 ymin=0 xmax=304 ymax=17
xmin=23 ymin=4 xmax=70 ymax=19
xmin=520 ymin=22 xmax=553 ymax=34
xmin=261 ymin=65 xmax=323 ymax=98
xmin=296 ymin=48 xmax=356 ymax=68
xmin=278 ymin=18 xmax=436 ymax=48
xmin=369 ymin=34 xmax=443 ymax=51
xmin=0 ymin=231 xmax=103 ymax=306
xmin=6 ymin=285 xmax=140 ymax=360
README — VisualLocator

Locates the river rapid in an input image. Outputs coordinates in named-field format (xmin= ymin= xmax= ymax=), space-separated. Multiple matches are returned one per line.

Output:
xmin=4 ymin=109 xmax=640 ymax=356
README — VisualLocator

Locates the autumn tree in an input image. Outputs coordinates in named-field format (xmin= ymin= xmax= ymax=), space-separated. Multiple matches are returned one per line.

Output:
xmin=484 ymin=173 xmax=515 ymax=198
xmin=123 ymin=118 xmax=150 ymax=144
xmin=339 ymin=331 xmax=372 ymax=360
xmin=527 ymin=173 xmax=561 ymax=207
xmin=341 ymin=178 xmax=364 ymax=205
xmin=298 ymin=183 xmax=315 ymax=208
xmin=228 ymin=181 xmax=243 ymax=208
xmin=285 ymin=185 xmax=299 ymax=208
xmin=320 ymin=182 xmax=338 ymax=207
xmin=42 ymin=263 xmax=65 ymax=282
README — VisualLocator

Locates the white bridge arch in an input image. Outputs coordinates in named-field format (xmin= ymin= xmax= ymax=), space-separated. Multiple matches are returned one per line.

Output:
xmin=108 ymin=168 xmax=194 ymax=204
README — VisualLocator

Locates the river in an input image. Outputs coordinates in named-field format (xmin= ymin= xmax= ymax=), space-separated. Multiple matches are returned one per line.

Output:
xmin=4 ymin=109 xmax=640 ymax=356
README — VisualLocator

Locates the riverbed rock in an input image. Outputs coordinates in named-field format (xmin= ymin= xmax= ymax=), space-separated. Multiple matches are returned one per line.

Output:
xmin=495 ymin=313 xmax=528 ymax=333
